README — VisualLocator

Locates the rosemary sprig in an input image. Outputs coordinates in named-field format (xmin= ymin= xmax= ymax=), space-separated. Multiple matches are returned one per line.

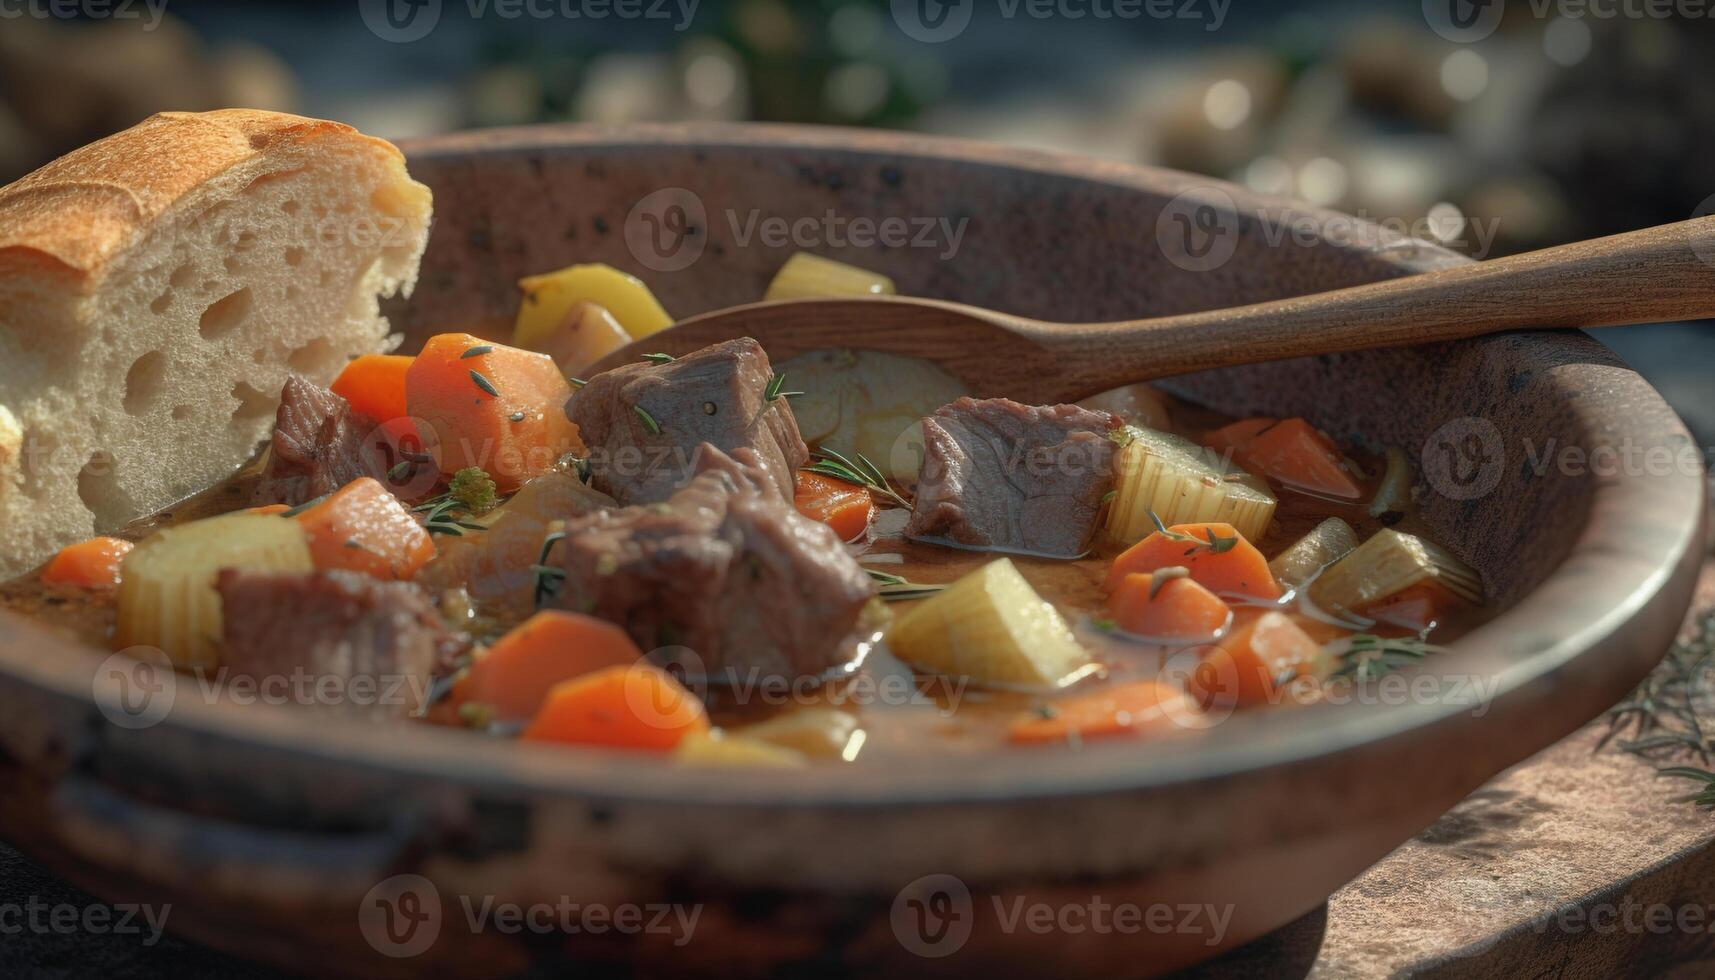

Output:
xmin=634 ymin=404 xmax=662 ymax=435
xmin=568 ymin=377 xmax=589 ymax=389
xmin=1326 ymin=633 xmax=1442 ymax=682
xmin=642 ymin=352 xmax=676 ymax=364
xmin=864 ymin=567 xmax=947 ymax=601
xmin=469 ymin=369 xmax=500 ymax=397
xmin=764 ymin=373 xmax=803 ymax=402
xmin=533 ymin=530 xmax=569 ymax=608
xmin=460 ymin=345 xmax=494 ymax=360
xmin=808 ymin=447 xmax=910 ymax=509
xmin=1600 ymin=609 xmax=1715 ymax=763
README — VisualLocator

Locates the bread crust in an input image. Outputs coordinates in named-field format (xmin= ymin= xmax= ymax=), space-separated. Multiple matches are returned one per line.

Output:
xmin=0 ymin=109 xmax=411 ymax=289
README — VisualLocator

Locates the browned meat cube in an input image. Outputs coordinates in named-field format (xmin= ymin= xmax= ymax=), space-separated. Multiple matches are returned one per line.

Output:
xmin=251 ymin=376 xmax=383 ymax=506
xmin=568 ymin=338 xmax=808 ymax=505
xmin=216 ymin=569 xmax=469 ymax=720
xmin=548 ymin=445 xmax=875 ymax=684
xmin=906 ymin=397 xmax=1119 ymax=557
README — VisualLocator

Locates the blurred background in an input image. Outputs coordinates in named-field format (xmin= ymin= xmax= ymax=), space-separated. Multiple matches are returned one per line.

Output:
xmin=0 ymin=0 xmax=1709 ymax=433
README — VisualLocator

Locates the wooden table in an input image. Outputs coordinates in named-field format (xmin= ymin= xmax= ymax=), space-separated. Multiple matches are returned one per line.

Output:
xmin=1192 ymin=562 xmax=1715 ymax=979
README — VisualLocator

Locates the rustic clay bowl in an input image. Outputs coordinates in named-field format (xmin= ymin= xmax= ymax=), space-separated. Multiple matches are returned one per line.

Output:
xmin=0 ymin=125 xmax=1703 ymax=977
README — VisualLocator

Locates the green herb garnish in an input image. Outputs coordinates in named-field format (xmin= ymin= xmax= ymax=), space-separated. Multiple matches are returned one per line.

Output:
xmin=460 ymin=345 xmax=495 ymax=360
xmin=765 ymin=373 xmax=803 ymax=402
xmin=634 ymin=405 xmax=662 ymax=435
xmin=807 ymin=447 xmax=910 ymax=509
xmin=448 ymin=466 xmax=498 ymax=515
xmin=641 ymin=352 xmax=676 ymax=364
xmin=1327 ymin=633 xmax=1442 ymax=682
xmin=469 ymin=369 xmax=500 ymax=397
xmin=533 ymin=530 xmax=569 ymax=608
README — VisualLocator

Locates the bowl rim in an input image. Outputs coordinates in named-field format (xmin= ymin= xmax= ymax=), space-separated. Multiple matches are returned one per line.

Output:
xmin=0 ymin=122 xmax=1703 ymax=809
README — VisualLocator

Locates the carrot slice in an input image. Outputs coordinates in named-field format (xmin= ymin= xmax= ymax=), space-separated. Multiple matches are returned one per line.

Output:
xmin=331 ymin=354 xmax=414 ymax=423
xmin=793 ymin=469 xmax=875 ymax=542
xmin=41 ymin=536 xmax=133 ymax=591
xmin=1008 ymin=680 xmax=1197 ymax=745
xmin=1225 ymin=418 xmax=1362 ymax=500
xmin=1106 ymin=571 xmax=1232 ymax=641
xmin=1360 ymin=582 xmax=1457 ymax=632
xmin=294 ymin=477 xmax=436 ymax=580
xmin=1203 ymin=417 xmax=1277 ymax=458
xmin=244 ymin=504 xmax=291 ymax=516
xmin=1105 ymin=521 xmax=1282 ymax=600
xmin=405 ymin=333 xmax=582 ymax=492
xmin=522 ymin=663 xmax=710 ymax=751
xmin=1187 ymin=610 xmax=1325 ymax=710
xmin=453 ymin=611 xmax=644 ymax=723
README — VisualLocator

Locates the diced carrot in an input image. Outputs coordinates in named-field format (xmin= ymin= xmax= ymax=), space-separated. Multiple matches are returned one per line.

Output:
xmin=1223 ymin=418 xmax=1362 ymax=500
xmin=331 ymin=354 xmax=414 ymax=423
xmin=1105 ymin=522 xmax=1282 ymax=600
xmin=793 ymin=469 xmax=875 ymax=542
xmin=244 ymin=504 xmax=291 ymax=516
xmin=1187 ymin=610 xmax=1325 ymax=710
xmin=294 ymin=477 xmax=436 ymax=580
xmin=453 ymin=611 xmax=644 ymax=723
xmin=1360 ymin=582 xmax=1457 ymax=632
xmin=41 ymin=536 xmax=133 ymax=591
xmin=1106 ymin=572 xmax=1232 ymax=641
xmin=405 ymin=333 xmax=582 ymax=492
xmin=1008 ymin=680 xmax=1197 ymax=745
xmin=1203 ymin=417 xmax=1277 ymax=459
xmin=522 ymin=663 xmax=710 ymax=751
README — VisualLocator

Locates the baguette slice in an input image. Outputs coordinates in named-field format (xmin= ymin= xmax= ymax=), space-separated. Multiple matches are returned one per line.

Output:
xmin=0 ymin=109 xmax=432 ymax=580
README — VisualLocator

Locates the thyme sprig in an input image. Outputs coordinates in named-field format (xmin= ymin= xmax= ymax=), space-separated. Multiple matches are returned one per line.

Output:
xmin=807 ymin=447 xmax=910 ymax=509
xmin=460 ymin=345 xmax=495 ymax=360
xmin=411 ymin=468 xmax=499 ymax=536
xmin=469 ymin=369 xmax=500 ymax=397
xmin=642 ymin=352 xmax=676 ymax=364
xmin=865 ymin=567 xmax=947 ymax=601
xmin=634 ymin=405 xmax=662 ymax=435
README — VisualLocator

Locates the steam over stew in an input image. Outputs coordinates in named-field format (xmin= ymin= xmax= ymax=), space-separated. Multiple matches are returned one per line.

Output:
xmin=4 ymin=255 xmax=1487 ymax=763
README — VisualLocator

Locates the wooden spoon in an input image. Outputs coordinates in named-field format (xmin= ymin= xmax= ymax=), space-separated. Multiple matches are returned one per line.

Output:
xmin=589 ymin=218 xmax=1715 ymax=403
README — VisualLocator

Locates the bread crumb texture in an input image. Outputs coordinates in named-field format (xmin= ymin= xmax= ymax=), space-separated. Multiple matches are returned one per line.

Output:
xmin=0 ymin=109 xmax=432 ymax=579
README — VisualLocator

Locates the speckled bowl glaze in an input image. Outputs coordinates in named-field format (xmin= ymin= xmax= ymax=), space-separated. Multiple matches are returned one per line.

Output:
xmin=0 ymin=124 xmax=1703 ymax=978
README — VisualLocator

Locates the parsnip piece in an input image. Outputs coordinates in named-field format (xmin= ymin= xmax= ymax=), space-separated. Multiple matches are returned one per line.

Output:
xmin=736 ymin=708 xmax=862 ymax=759
xmin=515 ymin=263 xmax=672 ymax=344
xmin=534 ymin=301 xmax=631 ymax=374
xmin=887 ymin=558 xmax=1095 ymax=690
xmin=0 ymin=405 xmax=19 ymax=501
xmin=764 ymin=252 xmax=896 ymax=301
xmin=1104 ymin=426 xmax=1276 ymax=547
xmin=1308 ymin=528 xmax=1484 ymax=617
xmin=774 ymin=349 xmax=968 ymax=482
xmin=1268 ymin=517 xmax=1360 ymax=589
xmin=115 ymin=513 xmax=314 ymax=670
xmin=675 ymin=730 xmax=808 ymax=768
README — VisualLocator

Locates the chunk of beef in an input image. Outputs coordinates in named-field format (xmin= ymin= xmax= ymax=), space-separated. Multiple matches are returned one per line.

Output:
xmin=251 ymin=376 xmax=383 ymax=506
xmin=569 ymin=338 xmax=808 ymax=505
xmin=217 ymin=569 xmax=469 ymax=721
xmin=906 ymin=397 xmax=1119 ymax=557
xmin=549 ymin=445 xmax=875 ymax=684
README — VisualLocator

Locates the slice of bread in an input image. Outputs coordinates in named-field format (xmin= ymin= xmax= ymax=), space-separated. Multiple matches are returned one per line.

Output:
xmin=0 ymin=109 xmax=432 ymax=580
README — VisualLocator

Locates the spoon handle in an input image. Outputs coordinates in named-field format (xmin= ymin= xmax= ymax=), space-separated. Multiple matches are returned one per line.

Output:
xmin=1031 ymin=216 xmax=1715 ymax=387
